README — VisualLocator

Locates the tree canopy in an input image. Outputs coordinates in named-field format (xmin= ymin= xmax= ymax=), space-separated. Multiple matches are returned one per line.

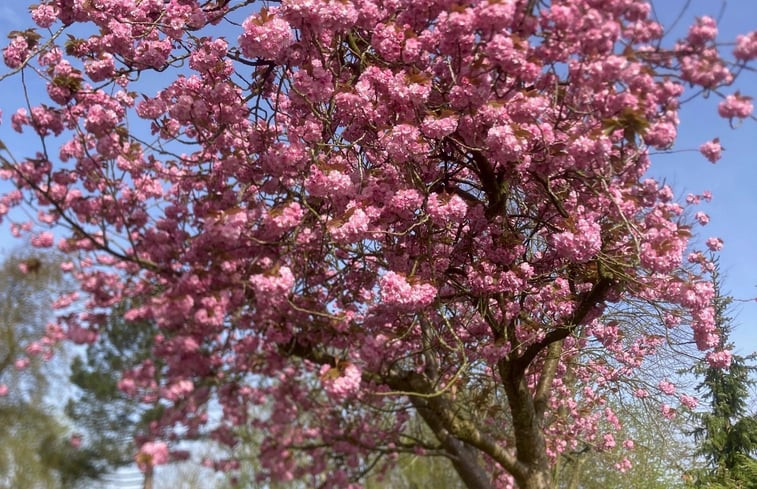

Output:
xmin=0 ymin=1 xmax=755 ymax=488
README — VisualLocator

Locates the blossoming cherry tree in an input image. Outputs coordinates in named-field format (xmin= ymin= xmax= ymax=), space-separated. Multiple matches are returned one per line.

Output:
xmin=1 ymin=1 xmax=755 ymax=488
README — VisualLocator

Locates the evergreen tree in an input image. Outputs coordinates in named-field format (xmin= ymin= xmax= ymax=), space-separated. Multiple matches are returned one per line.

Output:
xmin=688 ymin=263 xmax=757 ymax=489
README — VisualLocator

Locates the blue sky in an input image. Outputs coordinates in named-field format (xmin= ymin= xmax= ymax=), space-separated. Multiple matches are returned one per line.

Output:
xmin=650 ymin=0 xmax=757 ymax=355
xmin=0 ymin=0 xmax=754 ymax=358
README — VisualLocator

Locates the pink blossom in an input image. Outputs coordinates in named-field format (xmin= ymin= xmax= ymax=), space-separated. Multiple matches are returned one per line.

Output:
xmin=134 ymin=39 xmax=172 ymax=69
xmin=661 ymin=404 xmax=676 ymax=419
xmin=679 ymin=394 xmax=698 ymax=409
xmin=643 ymin=121 xmax=677 ymax=149
xmin=164 ymin=379 xmax=194 ymax=401
xmin=26 ymin=342 xmax=44 ymax=356
xmin=686 ymin=193 xmax=701 ymax=205
xmin=69 ymin=434 xmax=83 ymax=449
xmin=379 ymin=271 xmax=437 ymax=310
xmin=694 ymin=212 xmax=710 ymax=225
xmin=189 ymin=38 xmax=229 ymax=72
xmin=486 ymin=124 xmax=524 ymax=162
xmin=31 ymin=4 xmax=59 ymax=28
xmin=734 ymin=32 xmax=757 ymax=61
xmin=67 ymin=325 xmax=98 ymax=344
xmin=3 ymin=36 xmax=29 ymax=69
xmin=634 ymin=388 xmax=649 ymax=398
xmin=249 ymin=266 xmax=295 ymax=306
xmin=658 ymin=379 xmax=676 ymax=395
xmin=239 ymin=10 xmax=293 ymax=61
xmin=118 ymin=377 xmax=137 ymax=395
xmin=329 ymin=207 xmax=370 ymax=243
xmin=14 ymin=358 xmax=30 ymax=370
xmin=699 ymin=139 xmax=722 ymax=163
xmin=552 ymin=218 xmax=602 ymax=262
xmin=706 ymin=350 xmax=732 ymax=368
xmin=421 ymin=115 xmax=458 ymax=138
xmin=270 ymin=202 xmax=304 ymax=230
xmin=85 ymin=105 xmax=119 ymax=136
xmin=426 ymin=193 xmax=467 ymax=225
xmin=320 ymin=362 xmax=362 ymax=401
xmin=383 ymin=124 xmax=427 ymax=161
xmin=136 ymin=441 xmax=170 ymax=472
xmin=52 ymin=292 xmax=79 ymax=309
xmin=31 ymin=231 xmax=55 ymax=248
xmin=679 ymin=50 xmax=733 ymax=89
xmin=601 ymin=433 xmax=616 ymax=450
xmin=0 ymin=384 xmax=8 ymax=397
xmin=136 ymin=97 xmax=167 ymax=120
xmin=687 ymin=16 xmax=718 ymax=47
xmin=389 ymin=189 xmax=423 ymax=215
xmin=305 ymin=166 xmax=354 ymax=197
xmin=614 ymin=457 xmax=632 ymax=473
xmin=706 ymin=237 xmax=723 ymax=251
xmin=718 ymin=94 xmax=753 ymax=120
xmin=85 ymin=54 xmax=116 ymax=82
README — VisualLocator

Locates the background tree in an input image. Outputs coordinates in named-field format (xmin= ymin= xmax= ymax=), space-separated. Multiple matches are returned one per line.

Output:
xmin=554 ymin=399 xmax=691 ymax=489
xmin=1 ymin=1 xmax=755 ymax=488
xmin=65 ymin=299 xmax=165 ymax=488
xmin=0 ymin=249 xmax=99 ymax=488
xmin=687 ymin=263 xmax=757 ymax=489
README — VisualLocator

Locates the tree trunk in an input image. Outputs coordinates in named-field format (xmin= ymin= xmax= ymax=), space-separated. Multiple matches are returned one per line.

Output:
xmin=411 ymin=397 xmax=494 ymax=489
xmin=566 ymin=455 xmax=585 ymax=489
xmin=520 ymin=468 xmax=553 ymax=489
xmin=498 ymin=357 xmax=554 ymax=489
xmin=143 ymin=467 xmax=153 ymax=489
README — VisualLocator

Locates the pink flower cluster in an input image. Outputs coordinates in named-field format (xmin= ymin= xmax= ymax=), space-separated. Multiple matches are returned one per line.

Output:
xmin=687 ymin=16 xmax=718 ymax=47
xmin=734 ymin=32 xmax=757 ymax=61
xmin=31 ymin=4 xmax=59 ymax=28
xmin=706 ymin=350 xmax=732 ymax=368
xmin=136 ymin=441 xmax=170 ymax=472
xmin=320 ymin=363 xmax=362 ymax=402
xmin=657 ymin=379 xmax=676 ymax=395
xmin=699 ymin=138 xmax=723 ymax=163
xmin=679 ymin=394 xmax=698 ymax=409
xmin=249 ymin=266 xmax=295 ymax=303
xmin=552 ymin=218 xmax=602 ymax=262
xmin=329 ymin=207 xmax=371 ymax=243
xmin=239 ymin=9 xmax=293 ymax=61
xmin=718 ymin=94 xmax=754 ymax=120
xmin=3 ymin=36 xmax=29 ymax=69
xmin=379 ymin=271 xmax=437 ymax=310
xmin=426 ymin=193 xmax=467 ymax=226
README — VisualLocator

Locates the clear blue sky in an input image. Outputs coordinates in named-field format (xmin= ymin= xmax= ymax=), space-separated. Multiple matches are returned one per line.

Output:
xmin=650 ymin=0 xmax=757 ymax=356
xmin=0 ymin=1 xmax=754 ymax=357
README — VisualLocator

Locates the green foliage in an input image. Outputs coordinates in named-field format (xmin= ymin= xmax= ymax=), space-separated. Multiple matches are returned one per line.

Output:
xmin=553 ymin=403 xmax=690 ymax=489
xmin=687 ymin=263 xmax=757 ymax=489
xmin=0 ymin=249 xmax=99 ymax=488
xmin=365 ymin=453 xmax=466 ymax=489
xmin=0 ymin=251 xmax=64 ymax=399
xmin=0 ymin=404 xmax=63 ymax=489
xmin=65 ymin=300 xmax=160 ymax=473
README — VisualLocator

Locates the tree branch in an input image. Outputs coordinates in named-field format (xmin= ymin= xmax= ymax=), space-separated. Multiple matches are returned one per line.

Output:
xmin=515 ymin=274 xmax=612 ymax=373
